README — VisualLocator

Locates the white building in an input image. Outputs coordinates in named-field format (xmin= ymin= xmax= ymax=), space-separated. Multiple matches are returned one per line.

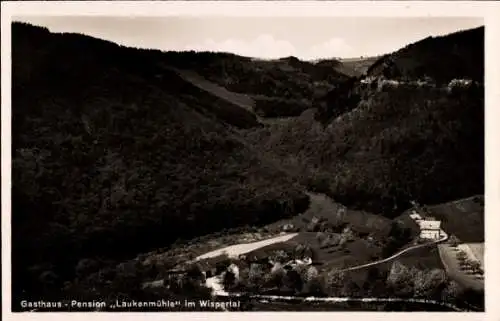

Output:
xmin=419 ymin=220 xmax=442 ymax=240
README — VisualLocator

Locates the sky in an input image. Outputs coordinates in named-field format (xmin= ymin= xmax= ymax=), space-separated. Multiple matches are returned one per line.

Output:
xmin=14 ymin=16 xmax=483 ymax=60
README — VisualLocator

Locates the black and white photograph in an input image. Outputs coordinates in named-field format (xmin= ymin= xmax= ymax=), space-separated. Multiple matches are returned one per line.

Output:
xmin=2 ymin=1 xmax=499 ymax=318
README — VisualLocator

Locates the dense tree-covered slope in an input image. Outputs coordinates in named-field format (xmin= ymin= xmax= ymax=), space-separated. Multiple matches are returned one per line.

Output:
xmin=11 ymin=22 xmax=310 ymax=297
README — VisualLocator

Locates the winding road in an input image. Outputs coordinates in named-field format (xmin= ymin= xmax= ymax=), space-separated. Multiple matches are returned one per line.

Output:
xmin=205 ymin=231 xmax=448 ymax=297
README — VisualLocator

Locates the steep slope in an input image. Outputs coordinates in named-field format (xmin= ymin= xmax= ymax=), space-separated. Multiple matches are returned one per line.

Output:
xmin=169 ymin=66 xmax=256 ymax=112
xmin=11 ymin=22 xmax=310 ymax=298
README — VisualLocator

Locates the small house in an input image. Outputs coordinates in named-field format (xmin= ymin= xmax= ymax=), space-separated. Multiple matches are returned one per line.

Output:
xmin=409 ymin=210 xmax=422 ymax=221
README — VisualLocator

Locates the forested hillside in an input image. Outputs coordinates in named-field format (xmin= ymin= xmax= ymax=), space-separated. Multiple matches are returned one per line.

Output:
xmin=11 ymin=22 xmax=310 ymax=298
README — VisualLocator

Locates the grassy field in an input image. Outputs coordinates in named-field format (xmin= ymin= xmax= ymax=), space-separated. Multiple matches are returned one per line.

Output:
xmin=243 ymin=231 xmax=383 ymax=273
xmin=265 ymin=192 xmax=393 ymax=238
xmin=320 ymin=239 xmax=383 ymax=271
xmin=426 ymin=195 xmax=484 ymax=242
xmin=12 ymin=21 xmax=484 ymax=306
xmin=173 ymin=67 xmax=256 ymax=112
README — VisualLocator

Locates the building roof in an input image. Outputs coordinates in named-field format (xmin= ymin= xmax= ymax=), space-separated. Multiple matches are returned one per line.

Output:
xmin=419 ymin=220 xmax=441 ymax=230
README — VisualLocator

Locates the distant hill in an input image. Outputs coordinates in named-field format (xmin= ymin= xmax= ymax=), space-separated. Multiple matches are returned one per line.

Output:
xmin=336 ymin=56 xmax=381 ymax=77
xmin=366 ymin=27 xmax=484 ymax=83
xmin=317 ymin=26 xmax=484 ymax=123
xmin=11 ymin=22 xmax=311 ymax=297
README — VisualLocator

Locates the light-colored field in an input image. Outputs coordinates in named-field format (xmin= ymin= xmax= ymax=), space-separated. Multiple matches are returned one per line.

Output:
xmin=266 ymin=191 xmax=393 ymax=238
xmin=194 ymin=233 xmax=299 ymax=261
xmin=463 ymin=242 xmax=484 ymax=268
